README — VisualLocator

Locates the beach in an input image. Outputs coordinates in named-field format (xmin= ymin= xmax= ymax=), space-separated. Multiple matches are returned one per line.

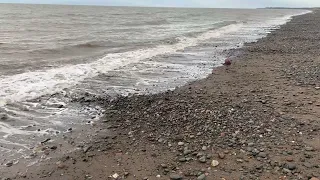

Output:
xmin=3 ymin=8 xmax=320 ymax=180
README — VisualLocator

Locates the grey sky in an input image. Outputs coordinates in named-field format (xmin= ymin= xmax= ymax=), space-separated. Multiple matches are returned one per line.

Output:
xmin=0 ymin=0 xmax=319 ymax=8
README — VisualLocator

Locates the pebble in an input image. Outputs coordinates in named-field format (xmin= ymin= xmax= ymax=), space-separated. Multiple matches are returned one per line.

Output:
xmin=206 ymin=154 xmax=212 ymax=159
xmin=286 ymin=156 xmax=294 ymax=162
xmin=211 ymin=160 xmax=219 ymax=167
xmin=197 ymin=174 xmax=206 ymax=180
xmin=83 ymin=146 xmax=92 ymax=153
xmin=303 ymin=162 xmax=312 ymax=168
xmin=196 ymin=152 xmax=204 ymax=157
xmin=160 ymin=164 xmax=167 ymax=168
xmin=218 ymin=152 xmax=225 ymax=159
xmin=56 ymin=161 xmax=67 ymax=169
xmin=286 ymin=163 xmax=296 ymax=170
xmin=183 ymin=149 xmax=192 ymax=155
xmin=310 ymin=178 xmax=319 ymax=180
xmin=179 ymin=157 xmax=187 ymax=162
xmin=111 ymin=173 xmax=119 ymax=179
xmin=236 ymin=159 xmax=244 ymax=163
xmin=199 ymin=156 xmax=206 ymax=163
xmin=170 ymin=174 xmax=183 ymax=180
xmin=282 ymin=168 xmax=291 ymax=174
xmin=252 ymin=149 xmax=260 ymax=156
xmin=5 ymin=161 xmax=13 ymax=167
xmin=258 ymin=152 xmax=267 ymax=158
xmin=202 ymin=146 xmax=207 ymax=151
xmin=178 ymin=142 xmax=184 ymax=146
xmin=0 ymin=113 xmax=8 ymax=120
xmin=305 ymin=147 xmax=314 ymax=151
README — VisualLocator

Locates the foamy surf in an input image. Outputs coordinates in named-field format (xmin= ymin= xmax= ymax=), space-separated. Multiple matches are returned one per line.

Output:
xmin=0 ymin=23 xmax=243 ymax=105
xmin=0 ymin=6 xmax=311 ymax=165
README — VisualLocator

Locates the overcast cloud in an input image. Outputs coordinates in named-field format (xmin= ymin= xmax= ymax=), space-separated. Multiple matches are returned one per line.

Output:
xmin=0 ymin=0 xmax=319 ymax=8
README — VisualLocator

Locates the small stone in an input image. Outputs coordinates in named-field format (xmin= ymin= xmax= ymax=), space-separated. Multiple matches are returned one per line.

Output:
xmin=204 ymin=154 xmax=211 ymax=160
xmin=252 ymin=149 xmax=260 ymax=156
xmin=0 ymin=113 xmax=8 ymax=120
xmin=44 ymin=149 xmax=50 ymax=155
xmin=183 ymin=149 xmax=192 ymax=155
xmin=197 ymin=174 xmax=206 ymax=180
xmin=282 ymin=168 xmax=291 ymax=174
xmin=236 ymin=159 xmax=244 ymax=163
xmin=286 ymin=163 xmax=296 ymax=170
xmin=156 ymin=175 xmax=161 ymax=178
xmin=305 ymin=147 xmax=314 ymax=151
xmin=202 ymin=146 xmax=207 ymax=151
xmin=83 ymin=146 xmax=92 ymax=153
xmin=160 ymin=164 xmax=167 ymax=168
xmin=5 ymin=161 xmax=13 ymax=167
xmin=178 ymin=142 xmax=184 ymax=146
xmin=304 ymin=153 xmax=313 ymax=159
xmin=111 ymin=173 xmax=119 ymax=179
xmin=310 ymin=178 xmax=319 ymax=180
xmin=258 ymin=152 xmax=267 ymax=158
xmin=286 ymin=157 xmax=294 ymax=162
xmin=143 ymin=177 xmax=148 ymax=180
xmin=50 ymin=146 xmax=58 ymax=150
xmin=196 ymin=152 xmax=204 ymax=157
xmin=248 ymin=142 xmax=254 ymax=147
xmin=303 ymin=162 xmax=312 ymax=168
xmin=169 ymin=174 xmax=183 ymax=180
xmin=179 ymin=157 xmax=187 ymax=162
xmin=218 ymin=152 xmax=225 ymax=159
xmin=199 ymin=156 xmax=206 ymax=163
xmin=211 ymin=160 xmax=219 ymax=167
xmin=56 ymin=161 xmax=67 ymax=169
xmin=18 ymin=172 xmax=27 ymax=178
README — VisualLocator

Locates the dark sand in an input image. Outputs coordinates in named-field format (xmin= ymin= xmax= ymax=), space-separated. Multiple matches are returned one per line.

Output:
xmin=3 ymin=10 xmax=320 ymax=180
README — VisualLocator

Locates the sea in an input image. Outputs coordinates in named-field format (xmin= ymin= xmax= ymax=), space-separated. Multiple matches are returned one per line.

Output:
xmin=0 ymin=3 xmax=310 ymax=165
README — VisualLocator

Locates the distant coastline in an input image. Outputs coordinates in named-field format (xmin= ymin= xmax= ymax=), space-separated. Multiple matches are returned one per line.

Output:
xmin=261 ymin=7 xmax=315 ymax=9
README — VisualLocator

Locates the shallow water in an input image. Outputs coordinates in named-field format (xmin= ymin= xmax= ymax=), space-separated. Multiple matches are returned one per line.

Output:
xmin=0 ymin=4 xmax=310 ymax=162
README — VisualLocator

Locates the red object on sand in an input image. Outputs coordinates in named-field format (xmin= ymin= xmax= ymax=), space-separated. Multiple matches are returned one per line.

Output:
xmin=223 ymin=58 xmax=232 ymax=66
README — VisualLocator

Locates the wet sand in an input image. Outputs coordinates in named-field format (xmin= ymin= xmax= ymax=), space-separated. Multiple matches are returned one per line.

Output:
xmin=4 ymin=9 xmax=320 ymax=180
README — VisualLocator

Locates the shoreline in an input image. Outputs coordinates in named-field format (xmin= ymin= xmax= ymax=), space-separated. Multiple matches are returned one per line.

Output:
xmin=4 ymin=10 xmax=320 ymax=180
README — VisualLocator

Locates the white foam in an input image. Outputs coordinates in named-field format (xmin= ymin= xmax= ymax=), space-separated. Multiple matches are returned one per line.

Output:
xmin=0 ymin=138 xmax=29 ymax=148
xmin=0 ymin=23 xmax=243 ymax=105
xmin=0 ymin=122 xmax=32 ymax=138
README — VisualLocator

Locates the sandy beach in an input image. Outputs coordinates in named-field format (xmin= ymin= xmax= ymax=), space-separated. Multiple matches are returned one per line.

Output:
xmin=3 ymin=9 xmax=320 ymax=180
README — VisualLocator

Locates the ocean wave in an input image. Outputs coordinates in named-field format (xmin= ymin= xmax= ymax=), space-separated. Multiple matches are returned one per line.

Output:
xmin=123 ymin=19 xmax=171 ymax=26
xmin=208 ymin=21 xmax=239 ymax=30
xmin=73 ymin=41 xmax=107 ymax=48
xmin=0 ymin=23 xmax=244 ymax=104
xmin=28 ymin=41 xmax=120 ymax=55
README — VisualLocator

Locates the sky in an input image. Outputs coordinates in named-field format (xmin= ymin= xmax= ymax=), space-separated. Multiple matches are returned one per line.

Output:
xmin=0 ymin=0 xmax=319 ymax=8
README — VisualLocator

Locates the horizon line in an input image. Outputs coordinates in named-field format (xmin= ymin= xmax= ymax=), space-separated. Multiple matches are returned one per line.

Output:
xmin=0 ymin=2 xmax=315 ymax=9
